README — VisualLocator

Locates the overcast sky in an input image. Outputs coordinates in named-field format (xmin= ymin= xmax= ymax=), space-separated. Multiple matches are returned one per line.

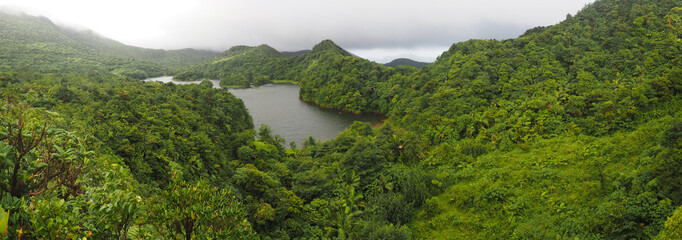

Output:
xmin=1 ymin=0 xmax=596 ymax=63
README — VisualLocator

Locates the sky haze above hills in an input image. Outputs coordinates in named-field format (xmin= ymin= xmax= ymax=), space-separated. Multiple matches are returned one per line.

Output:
xmin=1 ymin=0 xmax=596 ymax=62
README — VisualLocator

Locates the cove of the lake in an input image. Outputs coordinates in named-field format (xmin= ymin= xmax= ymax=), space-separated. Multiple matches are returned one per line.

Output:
xmin=144 ymin=76 xmax=386 ymax=146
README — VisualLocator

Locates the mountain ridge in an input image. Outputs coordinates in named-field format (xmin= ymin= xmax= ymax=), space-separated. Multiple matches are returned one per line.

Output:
xmin=0 ymin=10 xmax=216 ymax=79
xmin=172 ymin=38 xmax=396 ymax=92
xmin=311 ymin=39 xmax=353 ymax=57
xmin=1 ymin=0 xmax=682 ymax=238
xmin=383 ymin=58 xmax=430 ymax=68
xmin=61 ymin=26 xmax=217 ymax=70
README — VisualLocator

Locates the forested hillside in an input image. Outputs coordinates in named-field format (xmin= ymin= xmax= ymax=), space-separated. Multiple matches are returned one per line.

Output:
xmin=300 ymin=0 xmax=682 ymax=238
xmin=0 ymin=0 xmax=681 ymax=239
xmin=0 ymin=11 xmax=215 ymax=79
xmin=62 ymin=27 xmax=216 ymax=70
xmin=383 ymin=58 xmax=430 ymax=68
xmin=177 ymin=0 xmax=682 ymax=238
xmin=174 ymin=44 xmax=288 ymax=86
xmin=175 ymin=39 xmax=420 ymax=113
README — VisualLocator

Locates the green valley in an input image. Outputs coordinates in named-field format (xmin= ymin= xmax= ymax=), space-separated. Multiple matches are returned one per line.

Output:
xmin=0 ymin=12 xmax=215 ymax=79
xmin=1 ymin=0 xmax=682 ymax=239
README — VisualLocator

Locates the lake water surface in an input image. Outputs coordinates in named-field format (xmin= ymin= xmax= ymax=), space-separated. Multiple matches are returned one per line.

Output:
xmin=144 ymin=76 xmax=221 ymax=88
xmin=144 ymin=76 xmax=385 ymax=146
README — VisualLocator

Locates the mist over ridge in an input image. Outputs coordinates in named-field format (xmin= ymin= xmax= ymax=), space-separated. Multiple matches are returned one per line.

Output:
xmin=1 ymin=0 xmax=596 ymax=62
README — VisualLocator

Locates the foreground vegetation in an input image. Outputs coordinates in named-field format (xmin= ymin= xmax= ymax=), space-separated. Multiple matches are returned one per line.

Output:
xmin=1 ymin=0 xmax=682 ymax=239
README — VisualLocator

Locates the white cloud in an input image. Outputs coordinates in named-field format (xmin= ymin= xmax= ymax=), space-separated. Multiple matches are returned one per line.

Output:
xmin=0 ymin=0 xmax=595 ymax=61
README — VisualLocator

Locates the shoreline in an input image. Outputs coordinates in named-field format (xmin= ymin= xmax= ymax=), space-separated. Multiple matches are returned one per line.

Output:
xmin=298 ymin=97 xmax=389 ymax=128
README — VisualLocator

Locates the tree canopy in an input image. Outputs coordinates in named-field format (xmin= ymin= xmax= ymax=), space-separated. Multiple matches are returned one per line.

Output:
xmin=0 ymin=0 xmax=681 ymax=238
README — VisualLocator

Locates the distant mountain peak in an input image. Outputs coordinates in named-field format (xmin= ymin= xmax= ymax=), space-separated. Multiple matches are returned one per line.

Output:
xmin=219 ymin=44 xmax=281 ymax=58
xmin=254 ymin=44 xmax=278 ymax=51
xmin=312 ymin=39 xmax=352 ymax=57
xmin=383 ymin=58 xmax=430 ymax=68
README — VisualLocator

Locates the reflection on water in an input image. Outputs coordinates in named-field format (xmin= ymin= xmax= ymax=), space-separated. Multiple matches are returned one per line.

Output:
xmin=229 ymin=84 xmax=385 ymax=146
xmin=143 ymin=77 xmax=385 ymax=146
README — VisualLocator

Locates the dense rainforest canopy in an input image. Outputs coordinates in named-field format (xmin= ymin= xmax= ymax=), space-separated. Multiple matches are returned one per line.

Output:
xmin=0 ymin=12 xmax=216 ymax=79
xmin=1 ymin=0 xmax=682 ymax=239
xmin=382 ymin=58 xmax=430 ymax=69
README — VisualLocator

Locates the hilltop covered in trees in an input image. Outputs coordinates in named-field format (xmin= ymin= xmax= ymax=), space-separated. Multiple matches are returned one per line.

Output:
xmin=0 ymin=0 xmax=681 ymax=239
xmin=175 ymin=39 xmax=420 ymax=113
xmin=0 ymin=11 xmax=215 ymax=79
xmin=383 ymin=58 xmax=430 ymax=68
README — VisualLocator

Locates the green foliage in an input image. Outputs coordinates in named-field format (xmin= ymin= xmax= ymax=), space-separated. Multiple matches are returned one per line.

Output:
xmin=175 ymin=44 xmax=285 ymax=87
xmin=0 ymin=204 xmax=9 ymax=236
xmin=0 ymin=75 xmax=260 ymax=238
xmin=0 ymin=103 xmax=93 ymax=198
xmin=357 ymin=222 xmax=412 ymax=240
xmin=61 ymin=27 xmax=216 ymax=70
xmin=0 ymin=12 xmax=214 ymax=79
xmin=175 ymin=39 xmax=417 ymax=114
xmin=659 ymin=205 xmax=682 ymax=240
xmin=367 ymin=192 xmax=412 ymax=225
xmin=146 ymin=179 xmax=257 ymax=239
xmin=80 ymin=163 xmax=140 ymax=239
xmin=332 ymin=175 xmax=365 ymax=239
xmin=28 ymin=198 xmax=82 ymax=239
xmin=233 ymin=165 xmax=280 ymax=197
xmin=14 ymin=75 xmax=254 ymax=186
xmin=343 ymin=137 xmax=387 ymax=189
xmin=383 ymin=58 xmax=429 ymax=68
xmin=2 ymin=0 xmax=682 ymax=238
xmin=595 ymin=189 xmax=673 ymax=238
xmin=662 ymin=119 xmax=682 ymax=149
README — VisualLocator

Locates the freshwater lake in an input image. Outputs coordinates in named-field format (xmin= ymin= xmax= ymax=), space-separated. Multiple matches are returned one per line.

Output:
xmin=144 ymin=76 xmax=385 ymax=146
